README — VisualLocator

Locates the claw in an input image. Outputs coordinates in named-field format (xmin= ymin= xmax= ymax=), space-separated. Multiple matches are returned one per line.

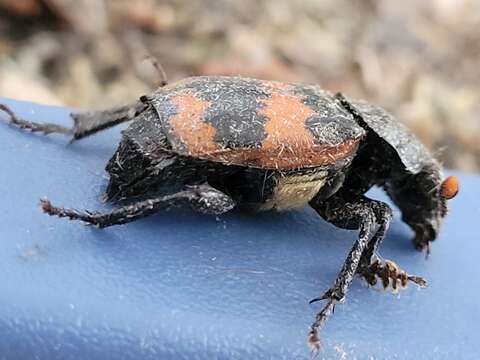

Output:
xmin=308 ymin=329 xmax=321 ymax=354
xmin=407 ymin=275 xmax=428 ymax=288
xmin=309 ymin=290 xmax=331 ymax=304
xmin=308 ymin=298 xmax=336 ymax=356
xmin=415 ymin=240 xmax=432 ymax=259
xmin=425 ymin=242 xmax=432 ymax=259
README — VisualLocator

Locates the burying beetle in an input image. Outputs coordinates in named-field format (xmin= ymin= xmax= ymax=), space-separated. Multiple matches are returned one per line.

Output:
xmin=0 ymin=73 xmax=458 ymax=352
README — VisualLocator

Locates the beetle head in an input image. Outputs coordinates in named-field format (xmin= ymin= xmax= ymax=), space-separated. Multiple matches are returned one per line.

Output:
xmin=386 ymin=163 xmax=458 ymax=253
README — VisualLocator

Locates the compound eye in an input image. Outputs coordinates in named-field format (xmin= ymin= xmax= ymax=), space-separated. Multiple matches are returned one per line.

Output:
xmin=441 ymin=176 xmax=459 ymax=200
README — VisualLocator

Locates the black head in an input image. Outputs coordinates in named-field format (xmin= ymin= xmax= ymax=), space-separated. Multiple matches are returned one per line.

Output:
xmin=386 ymin=163 xmax=459 ymax=252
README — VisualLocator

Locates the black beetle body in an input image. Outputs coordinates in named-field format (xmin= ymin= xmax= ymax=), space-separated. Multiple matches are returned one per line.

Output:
xmin=0 ymin=75 xmax=458 ymax=351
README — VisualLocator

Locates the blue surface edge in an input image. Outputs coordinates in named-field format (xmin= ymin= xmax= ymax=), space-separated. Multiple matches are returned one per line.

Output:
xmin=0 ymin=97 xmax=479 ymax=359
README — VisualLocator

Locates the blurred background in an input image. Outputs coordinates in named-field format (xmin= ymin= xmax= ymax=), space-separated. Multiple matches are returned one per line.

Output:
xmin=0 ymin=0 xmax=479 ymax=171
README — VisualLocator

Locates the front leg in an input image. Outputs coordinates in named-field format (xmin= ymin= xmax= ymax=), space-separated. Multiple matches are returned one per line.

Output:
xmin=357 ymin=202 xmax=427 ymax=290
xmin=308 ymin=195 xmax=425 ymax=351
xmin=41 ymin=184 xmax=235 ymax=227
xmin=308 ymin=197 xmax=376 ymax=351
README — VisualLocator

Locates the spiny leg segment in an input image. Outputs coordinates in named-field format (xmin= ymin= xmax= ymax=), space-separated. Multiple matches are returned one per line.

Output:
xmin=308 ymin=200 xmax=375 ymax=352
xmin=358 ymin=202 xmax=427 ymax=290
xmin=41 ymin=184 xmax=235 ymax=228
xmin=0 ymin=56 xmax=171 ymax=142
xmin=1 ymin=101 xmax=146 ymax=141
xmin=308 ymin=196 xmax=426 ymax=352
xmin=0 ymin=104 xmax=71 ymax=135
xmin=70 ymin=102 xmax=146 ymax=141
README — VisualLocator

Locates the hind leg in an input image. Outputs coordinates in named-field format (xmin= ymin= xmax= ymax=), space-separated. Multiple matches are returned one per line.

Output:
xmin=0 ymin=101 xmax=146 ymax=141
xmin=1 ymin=56 xmax=170 ymax=141
xmin=0 ymin=104 xmax=71 ymax=135
xmin=41 ymin=184 xmax=235 ymax=228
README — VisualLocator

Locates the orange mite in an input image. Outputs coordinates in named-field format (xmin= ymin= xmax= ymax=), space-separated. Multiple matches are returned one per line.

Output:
xmin=441 ymin=176 xmax=459 ymax=200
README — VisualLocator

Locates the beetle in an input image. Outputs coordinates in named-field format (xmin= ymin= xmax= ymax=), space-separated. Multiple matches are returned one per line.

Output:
xmin=0 ymin=75 xmax=458 ymax=351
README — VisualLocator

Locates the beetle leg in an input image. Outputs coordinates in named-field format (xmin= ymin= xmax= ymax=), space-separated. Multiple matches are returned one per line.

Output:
xmin=0 ymin=104 xmax=71 ymax=135
xmin=69 ymin=102 xmax=146 ymax=141
xmin=39 ymin=184 xmax=235 ymax=228
xmin=356 ymin=201 xmax=427 ymax=290
xmin=308 ymin=196 xmax=426 ymax=350
xmin=308 ymin=198 xmax=376 ymax=351
xmin=0 ymin=102 xmax=145 ymax=141
xmin=362 ymin=259 xmax=427 ymax=291
xmin=356 ymin=201 xmax=393 ymax=286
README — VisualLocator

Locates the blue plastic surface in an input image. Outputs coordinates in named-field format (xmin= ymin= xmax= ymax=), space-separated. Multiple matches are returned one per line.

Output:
xmin=0 ymin=98 xmax=479 ymax=359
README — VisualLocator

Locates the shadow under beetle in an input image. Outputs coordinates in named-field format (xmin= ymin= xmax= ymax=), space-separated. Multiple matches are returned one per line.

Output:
xmin=0 ymin=75 xmax=459 ymax=351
